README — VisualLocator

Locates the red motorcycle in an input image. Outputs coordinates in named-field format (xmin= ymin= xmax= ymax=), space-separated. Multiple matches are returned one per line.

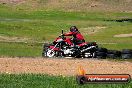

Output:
xmin=42 ymin=30 xmax=98 ymax=58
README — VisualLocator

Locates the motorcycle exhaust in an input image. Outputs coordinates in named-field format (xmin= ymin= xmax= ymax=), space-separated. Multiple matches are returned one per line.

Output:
xmin=81 ymin=46 xmax=96 ymax=53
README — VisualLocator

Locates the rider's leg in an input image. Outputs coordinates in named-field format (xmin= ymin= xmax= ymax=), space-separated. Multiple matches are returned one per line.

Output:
xmin=65 ymin=38 xmax=73 ymax=46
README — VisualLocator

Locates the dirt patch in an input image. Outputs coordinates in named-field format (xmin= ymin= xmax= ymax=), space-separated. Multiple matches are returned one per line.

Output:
xmin=0 ymin=35 xmax=29 ymax=42
xmin=0 ymin=0 xmax=25 ymax=4
xmin=114 ymin=33 xmax=132 ymax=37
xmin=0 ymin=57 xmax=132 ymax=76
xmin=80 ymin=26 xmax=106 ymax=35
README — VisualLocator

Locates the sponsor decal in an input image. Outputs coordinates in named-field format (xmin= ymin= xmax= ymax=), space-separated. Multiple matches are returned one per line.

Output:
xmin=76 ymin=66 xmax=131 ymax=84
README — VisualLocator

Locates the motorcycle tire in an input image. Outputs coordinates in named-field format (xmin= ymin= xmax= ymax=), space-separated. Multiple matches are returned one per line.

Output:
xmin=107 ymin=54 xmax=117 ymax=59
xmin=115 ymin=51 xmax=121 ymax=57
xmin=76 ymin=75 xmax=86 ymax=85
xmin=122 ymin=49 xmax=132 ymax=54
xmin=107 ymin=50 xmax=116 ymax=54
xmin=107 ymin=50 xmax=121 ymax=58
xmin=121 ymin=54 xmax=132 ymax=59
xmin=42 ymin=48 xmax=48 ymax=57
xmin=42 ymin=43 xmax=49 ymax=57
xmin=96 ymin=52 xmax=107 ymax=59
xmin=97 ymin=48 xmax=108 ymax=53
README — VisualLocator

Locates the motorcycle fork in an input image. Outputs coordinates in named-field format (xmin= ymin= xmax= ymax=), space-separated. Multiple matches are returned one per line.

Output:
xmin=49 ymin=43 xmax=59 ymax=55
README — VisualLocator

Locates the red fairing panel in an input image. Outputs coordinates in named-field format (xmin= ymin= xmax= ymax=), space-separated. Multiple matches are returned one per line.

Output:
xmin=64 ymin=38 xmax=73 ymax=45
xmin=55 ymin=37 xmax=62 ymax=42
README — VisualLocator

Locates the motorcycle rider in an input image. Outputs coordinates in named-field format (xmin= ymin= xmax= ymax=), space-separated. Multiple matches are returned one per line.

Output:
xmin=63 ymin=26 xmax=85 ymax=46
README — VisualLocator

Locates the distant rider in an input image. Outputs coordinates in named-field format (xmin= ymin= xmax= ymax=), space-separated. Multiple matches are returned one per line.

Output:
xmin=63 ymin=26 xmax=85 ymax=46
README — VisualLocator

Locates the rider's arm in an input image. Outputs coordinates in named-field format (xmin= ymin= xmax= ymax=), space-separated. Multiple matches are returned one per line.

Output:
xmin=64 ymin=32 xmax=75 ymax=36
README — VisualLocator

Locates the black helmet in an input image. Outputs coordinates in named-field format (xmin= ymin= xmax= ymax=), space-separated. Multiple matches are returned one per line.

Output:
xmin=70 ymin=26 xmax=78 ymax=32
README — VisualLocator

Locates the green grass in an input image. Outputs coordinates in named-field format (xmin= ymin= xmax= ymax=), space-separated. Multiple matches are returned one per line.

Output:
xmin=0 ymin=4 xmax=132 ymax=57
xmin=100 ymin=43 xmax=132 ymax=50
xmin=0 ymin=42 xmax=41 ymax=57
xmin=0 ymin=74 xmax=131 ymax=88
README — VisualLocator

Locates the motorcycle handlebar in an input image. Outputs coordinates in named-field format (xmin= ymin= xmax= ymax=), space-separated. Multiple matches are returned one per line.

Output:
xmin=62 ymin=30 xmax=64 ymax=34
xmin=58 ymin=30 xmax=66 ymax=39
xmin=59 ymin=34 xmax=66 ymax=40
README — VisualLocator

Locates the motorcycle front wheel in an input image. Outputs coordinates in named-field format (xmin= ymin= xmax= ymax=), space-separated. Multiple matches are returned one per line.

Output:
xmin=46 ymin=48 xmax=56 ymax=58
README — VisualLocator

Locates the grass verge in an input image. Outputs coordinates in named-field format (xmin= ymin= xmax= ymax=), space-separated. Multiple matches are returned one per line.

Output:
xmin=0 ymin=42 xmax=42 ymax=57
xmin=0 ymin=74 xmax=131 ymax=88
